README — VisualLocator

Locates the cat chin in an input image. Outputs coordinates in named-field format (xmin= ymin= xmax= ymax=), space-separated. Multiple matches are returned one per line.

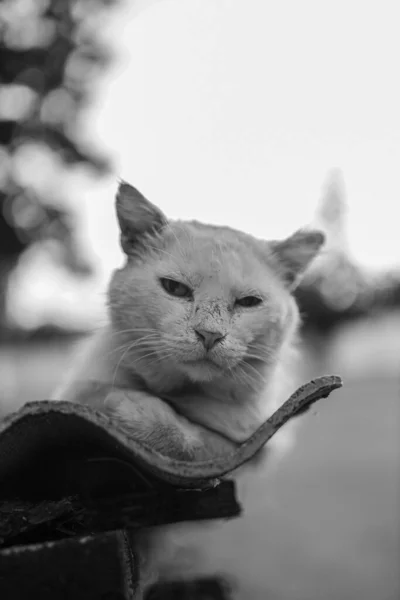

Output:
xmin=180 ymin=359 xmax=226 ymax=383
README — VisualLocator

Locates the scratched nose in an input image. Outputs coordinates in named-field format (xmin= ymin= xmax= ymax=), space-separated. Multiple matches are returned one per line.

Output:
xmin=194 ymin=329 xmax=225 ymax=350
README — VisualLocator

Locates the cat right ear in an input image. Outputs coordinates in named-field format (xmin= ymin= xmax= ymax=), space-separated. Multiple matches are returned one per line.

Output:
xmin=269 ymin=229 xmax=325 ymax=290
xmin=116 ymin=181 xmax=167 ymax=255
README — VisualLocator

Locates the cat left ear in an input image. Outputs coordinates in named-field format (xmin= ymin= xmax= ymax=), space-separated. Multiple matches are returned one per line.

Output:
xmin=270 ymin=229 xmax=325 ymax=290
xmin=116 ymin=180 xmax=167 ymax=255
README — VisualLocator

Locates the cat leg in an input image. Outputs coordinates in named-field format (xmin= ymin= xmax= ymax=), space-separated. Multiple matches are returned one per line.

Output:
xmin=70 ymin=381 xmax=236 ymax=459
xmin=104 ymin=387 xmax=236 ymax=460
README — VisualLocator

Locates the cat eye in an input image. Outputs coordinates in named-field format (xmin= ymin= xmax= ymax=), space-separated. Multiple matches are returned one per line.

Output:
xmin=235 ymin=295 xmax=263 ymax=308
xmin=160 ymin=277 xmax=192 ymax=299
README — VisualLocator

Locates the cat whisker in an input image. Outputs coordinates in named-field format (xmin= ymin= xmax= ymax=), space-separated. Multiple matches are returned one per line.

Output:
xmin=108 ymin=334 xmax=160 ymax=354
xmin=110 ymin=335 xmax=169 ymax=387
xmin=245 ymin=347 xmax=277 ymax=362
xmin=111 ymin=341 xmax=139 ymax=389
xmin=164 ymin=223 xmax=187 ymax=261
xmin=111 ymin=338 xmax=176 ymax=370
xmin=108 ymin=327 xmax=160 ymax=338
xmin=109 ymin=342 xmax=177 ymax=364
xmin=129 ymin=350 xmax=175 ymax=368
xmin=244 ymin=353 xmax=275 ymax=363
xmin=231 ymin=366 xmax=256 ymax=391
xmin=234 ymin=362 xmax=267 ymax=391
xmin=247 ymin=345 xmax=275 ymax=355
xmin=105 ymin=339 xmax=160 ymax=359
xmin=143 ymin=243 xmax=183 ymax=271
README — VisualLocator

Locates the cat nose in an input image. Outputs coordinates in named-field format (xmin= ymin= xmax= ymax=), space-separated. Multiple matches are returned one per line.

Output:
xmin=194 ymin=329 xmax=225 ymax=350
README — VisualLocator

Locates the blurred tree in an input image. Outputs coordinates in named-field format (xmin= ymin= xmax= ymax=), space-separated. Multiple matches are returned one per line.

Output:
xmin=315 ymin=168 xmax=349 ymax=254
xmin=295 ymin=170 xmax=372 ymax=336
xmin=1 ymin=3 xmax=398 ymax=340
xmin=0 ymin=0 xmax=120 ymax=336
xmin=296 ymin=169 xmax=400 ymax=338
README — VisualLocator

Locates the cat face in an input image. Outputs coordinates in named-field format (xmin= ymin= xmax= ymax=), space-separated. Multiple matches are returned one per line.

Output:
xmin=108 ymin=182 xmax=324 ymax=385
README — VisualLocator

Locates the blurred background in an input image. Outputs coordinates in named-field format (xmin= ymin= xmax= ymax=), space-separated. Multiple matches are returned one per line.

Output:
xmin=0 ymin=1 xmax=399 ymax=599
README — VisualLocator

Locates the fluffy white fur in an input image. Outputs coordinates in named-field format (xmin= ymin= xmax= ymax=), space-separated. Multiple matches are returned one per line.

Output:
xmin=54 ymin=181 xmax=324 ymax=596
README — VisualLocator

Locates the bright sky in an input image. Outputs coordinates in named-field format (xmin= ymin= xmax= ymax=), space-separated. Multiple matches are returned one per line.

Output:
xmin=9 ymin=0 xmax=400 ymax=329
xmin=84 ymin=0 xmax=400 ymax=274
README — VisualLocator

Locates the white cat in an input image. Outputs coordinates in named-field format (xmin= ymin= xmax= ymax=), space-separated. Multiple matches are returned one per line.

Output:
xmin=54 ymin=181 xmax=325 ymax=596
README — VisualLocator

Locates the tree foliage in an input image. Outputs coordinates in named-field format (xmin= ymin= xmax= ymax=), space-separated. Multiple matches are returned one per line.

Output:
xmin=0 ymin=0 xmax=119 ymax=262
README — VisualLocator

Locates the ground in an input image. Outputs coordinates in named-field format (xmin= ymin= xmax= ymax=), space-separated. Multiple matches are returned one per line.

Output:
xmin=0 ymin=313 xmax=399 ymax=600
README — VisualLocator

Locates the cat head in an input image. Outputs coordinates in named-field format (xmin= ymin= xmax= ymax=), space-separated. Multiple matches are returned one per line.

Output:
xmin=108 ymin=181 xmax=324 ymax=385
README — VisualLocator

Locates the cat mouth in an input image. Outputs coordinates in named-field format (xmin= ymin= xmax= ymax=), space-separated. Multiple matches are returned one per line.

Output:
xmin=180 ymin=356 xmax=224 ymax=381
xmin=198 ymin=358 xmax=222 ymax=370
xmin=186 ymin=356 xmax=220 ymax=368
xmin=179 ymin=347 xmax=238 ymax=376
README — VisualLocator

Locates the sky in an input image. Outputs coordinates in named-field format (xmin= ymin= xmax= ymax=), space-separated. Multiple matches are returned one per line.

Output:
xmin=8 ymin=0 xmax=400 ymax=328
xmin=84 ymin=0 xmax=400 ymax=272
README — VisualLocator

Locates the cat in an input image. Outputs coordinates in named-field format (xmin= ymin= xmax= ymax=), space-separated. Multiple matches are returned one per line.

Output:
xmin=54 ymin=180 xmax=325 ymax=595
xmin=56 ymin=181 xmax=324 ymax=452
